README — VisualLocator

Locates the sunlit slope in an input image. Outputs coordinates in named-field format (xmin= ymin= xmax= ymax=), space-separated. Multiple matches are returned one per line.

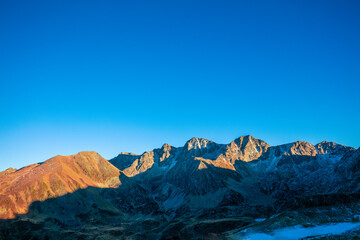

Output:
xmin=0 ymin=151 xmax=120 ymax=219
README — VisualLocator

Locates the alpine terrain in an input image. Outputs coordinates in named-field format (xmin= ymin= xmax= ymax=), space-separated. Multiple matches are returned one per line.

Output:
xmin=1 ymin=135 xmax=360 ymax=239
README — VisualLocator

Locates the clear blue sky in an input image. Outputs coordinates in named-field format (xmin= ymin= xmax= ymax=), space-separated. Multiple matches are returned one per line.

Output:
xmin=1 ymin=0 xmax=359 ymax=171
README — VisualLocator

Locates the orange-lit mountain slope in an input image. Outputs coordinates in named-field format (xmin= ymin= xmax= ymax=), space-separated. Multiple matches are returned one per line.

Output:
xmin=0 ymin=151 xmax=120 ymax=219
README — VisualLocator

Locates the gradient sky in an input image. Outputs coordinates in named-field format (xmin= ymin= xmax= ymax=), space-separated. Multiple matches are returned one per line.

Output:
xmin=1 ymin=0 xmax=359 ymax=171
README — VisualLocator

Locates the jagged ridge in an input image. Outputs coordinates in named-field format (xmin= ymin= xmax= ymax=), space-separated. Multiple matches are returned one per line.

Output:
xmin=0 ymin=135 xmax=359 ymax=239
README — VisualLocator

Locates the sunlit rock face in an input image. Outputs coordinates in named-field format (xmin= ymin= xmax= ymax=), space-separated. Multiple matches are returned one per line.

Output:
xmin=107 ymin=135 xmax=358 ymax=217
xmin=223 ymin=135 xmax=270 ymax=164
xmin=0 ymin=136 xmax=359 ymax=239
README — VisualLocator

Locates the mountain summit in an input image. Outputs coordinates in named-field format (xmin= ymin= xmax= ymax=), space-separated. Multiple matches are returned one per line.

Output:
xmin=0 ymin=151 xmax=120 ymax=219
xmin=0 ymin=136 xmax=359 ymax=239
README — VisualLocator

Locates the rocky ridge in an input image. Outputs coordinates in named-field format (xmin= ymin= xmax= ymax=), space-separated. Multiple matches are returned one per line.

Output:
xmin=0 ymin=135 xmax=359 ymax=239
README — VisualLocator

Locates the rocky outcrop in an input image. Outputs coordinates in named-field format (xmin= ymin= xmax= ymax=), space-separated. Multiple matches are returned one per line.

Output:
xmin=222 ymin=135 xmax=270 ymax=164
xmin=109 ymin=152 xmax=139 ymax=171
xmin=315 ymin=141 xmax=355 ymax=156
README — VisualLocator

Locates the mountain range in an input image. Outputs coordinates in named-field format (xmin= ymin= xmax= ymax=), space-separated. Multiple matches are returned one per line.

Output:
xmin=0 ymin=135 xmax=359 ymax=239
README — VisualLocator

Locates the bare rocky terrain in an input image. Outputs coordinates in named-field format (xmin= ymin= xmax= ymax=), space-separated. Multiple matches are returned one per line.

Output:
xmin=0 ymin=135 xmax=359 ymax=239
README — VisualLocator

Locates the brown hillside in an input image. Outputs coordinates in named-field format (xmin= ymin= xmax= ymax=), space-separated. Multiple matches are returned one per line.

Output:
xmin=0 ymin=151 xmax=120 ymax=219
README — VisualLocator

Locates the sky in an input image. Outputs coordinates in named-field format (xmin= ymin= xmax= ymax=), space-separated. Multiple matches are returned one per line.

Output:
xmin=0 ymin=0 xmax=359 ymax=171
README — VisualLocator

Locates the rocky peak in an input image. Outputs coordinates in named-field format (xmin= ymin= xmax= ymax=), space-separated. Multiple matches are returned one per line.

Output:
xmin=121 ymin=151 xmax=155 ymax=177
xmin=109 ymin=152 xmax=139 ymax=171
xmin=234 ymin=135 xmax=269 ymax=148
xmin=161 ymin=143 xmax=172 ymax=152
xmin=118 ymin=152 xmax=138 ymax=156
xmin=225 ymin=135 xmax=270 ymax=163
xmin=158 ymin=143 xmax=173 ymax=162
xmin=184 ymin=137 xmax=214 ymax=151
xmin=265 ymin=141 xmax=318 ymax=168
xmin=289 ymin=141 xmax=317 ymax=156
xmin=74 ymin=151 xmax=104 ymax=162
xmin=315 ymin=141 xmax=355 ymax=156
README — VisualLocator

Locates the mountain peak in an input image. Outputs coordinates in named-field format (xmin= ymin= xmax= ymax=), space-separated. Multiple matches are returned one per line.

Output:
xmin=239 ymin=134 xmax=254 ymax=139
xmin=1 ymin=135 xmax=360 ymax=238
xmin=227 ymin=135 xmax=270 ymax=163
xmin=118 ymin=152 xmax=138 ymax=156
xmin=234 ymin=135 xmax=255 ymax=143
xmin=234 ymin=135 xmax=269 ymax=144
xmin=288 ymin=141 xmax=316 ymax=156
xmin=53 ymin=151 xmax=101 ymax=159
xmin=76 ymin=150 xmax=101 ymax=156
xmin=315 ymin=141 xmax=355 ymax=155
xmin=185 ymin=137 xmax=213 ymax=151
xmin=316 ymin=140 xmax=339 ymax=147
xmin=0 ymin=151 xmax=120 ymax=219
xmin=161 ymin=143 xmax=172 ymax=151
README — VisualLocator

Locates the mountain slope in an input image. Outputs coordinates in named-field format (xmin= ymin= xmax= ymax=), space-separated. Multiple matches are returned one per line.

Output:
xmin=110 ymin=136 xmax=358 ymax=218
xmin=0 ymin=135 xmax=359 ymax=239
xmin=0 ymin=151 xmax=120 ymax=219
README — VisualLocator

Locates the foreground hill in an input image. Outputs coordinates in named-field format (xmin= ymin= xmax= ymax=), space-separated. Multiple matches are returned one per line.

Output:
xmin=0 ymin=151 xmax=121 ymax=219
xmin=0 ymin=135 xmax=359 ymax=239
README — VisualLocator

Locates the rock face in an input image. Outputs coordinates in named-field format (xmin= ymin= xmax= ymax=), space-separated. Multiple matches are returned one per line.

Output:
xmin=225 ymin=135 xmax=270 ymax=163
xmin=106 ymin=135 xmax=358 ymax=220
xmin=0 ymin=136 xmax=359 ymax=239
xmin=109 ymin=152 xmax=139 ymax=171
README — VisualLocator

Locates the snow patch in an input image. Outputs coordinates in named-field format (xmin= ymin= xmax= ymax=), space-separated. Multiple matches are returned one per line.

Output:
xmin=236 ymin=222 xmax=360 ymax=240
